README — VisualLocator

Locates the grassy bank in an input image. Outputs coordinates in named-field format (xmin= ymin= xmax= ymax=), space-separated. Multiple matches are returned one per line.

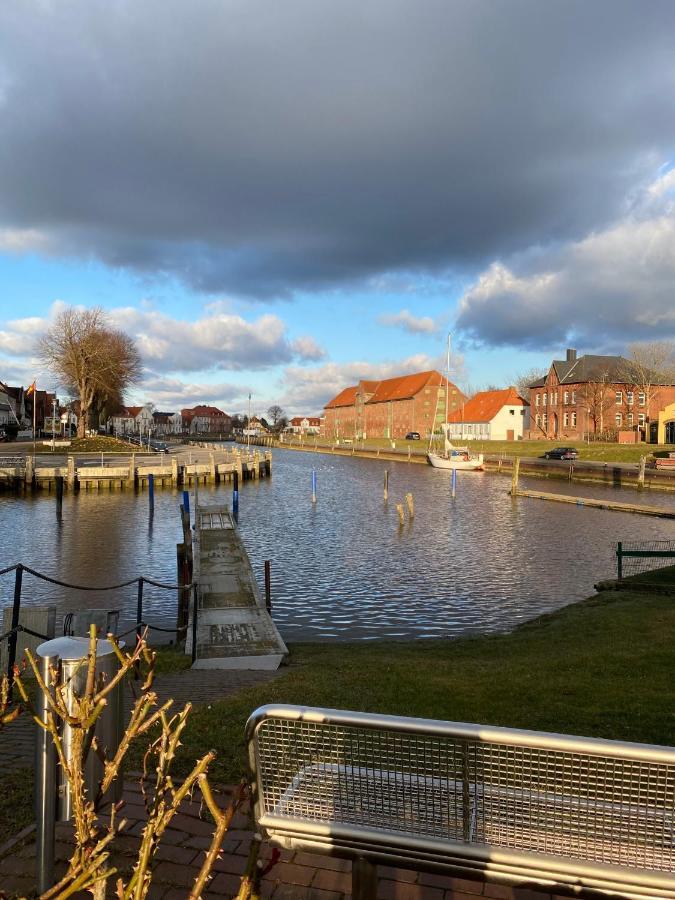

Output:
xmin=281 ymin=436 xmax=674 ymax=464
xmin=158 ymin=585 xmax=675 ymax=783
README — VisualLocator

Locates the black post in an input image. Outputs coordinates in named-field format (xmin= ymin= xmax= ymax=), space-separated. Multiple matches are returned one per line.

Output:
xmin=55 ymin=476 xmax=64 ymax=520
xmin=136 ymin=577 xmax=144 ymax=642
xmin=191 ymin=584 xmax=199 ymax=664
xmin=264 ymin=560 xmax=271 ymax=611
xmin=7 ymin=565 xmax=23 ymax=690
xmin=617 ymin=542 xmax=623 ymax=581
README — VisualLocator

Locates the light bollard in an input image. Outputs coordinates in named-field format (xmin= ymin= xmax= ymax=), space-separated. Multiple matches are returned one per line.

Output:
xmin=35 ymin=636 xmax=124 ymax=893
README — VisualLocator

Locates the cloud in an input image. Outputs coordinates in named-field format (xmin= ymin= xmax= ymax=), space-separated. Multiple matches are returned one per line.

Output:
xmin=1 ymin=1 xmax=675 ymax=296
xmin=455 ymin=171 xmax=675 ymax=350
xmin=379 ymin=309 xmax=438 ymax=334
xmin=134 ymin=374 xmax=249 ymax=410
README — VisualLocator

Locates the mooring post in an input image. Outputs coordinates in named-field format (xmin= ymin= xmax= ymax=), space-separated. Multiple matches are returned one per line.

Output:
xmin=405 ymin=492 xmax=414 ymax=519
xmin=383 ymin=469 xmax=389 ymax=501
xmin=617 ymin=541 xmax=623 ymax=581
xmin=638 ymin=455 xmax=646 ymax=490
xmin=183 ymin=489 xmax=190 ymax=516
xmin=352 ymin=857 xmax=377 ymax=900
xmin=67 ymin=455 xmax=76 ymax=490
xmin=25 ymin=455 xmax=34 ymax=490
xmin=232 ymin=470 xmax=239 ymax=519
xmin=568 ymin=461 xmax=574 ymax=482
xmin=264 ymin=560 xmax=271 ymax=611
xmin=311 ymin=468 xmax=317 ymax=504
xmin=55 ymin=475 xmax=64 ymax=520
xmin=136 ymin=578 xmax=144 ymax=642
xmin=396 ymin=503 xmax=405 ymax=526
xmin=511 ymin=456 xmax=520 ymax=495
xmin=452 ymin=467 xmax=457 ymax=498
xmin=7 ymin=564 xmax=23 ymax=690
xmin=148 ymin=473 xmax=154 ymax=507
xmin=191 ymin=584 xmax=199 ymax=664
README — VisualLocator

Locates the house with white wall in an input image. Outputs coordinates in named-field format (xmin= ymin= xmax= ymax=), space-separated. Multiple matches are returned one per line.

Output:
xmin=446 ymin=387 xmax=529 ymax=441
xmin=288 ymin=416 xmax=322 ymax=435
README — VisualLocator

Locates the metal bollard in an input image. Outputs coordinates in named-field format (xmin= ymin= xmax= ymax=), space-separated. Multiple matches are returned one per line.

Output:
xmin=35 ymin=636 xmax=124 ymax=892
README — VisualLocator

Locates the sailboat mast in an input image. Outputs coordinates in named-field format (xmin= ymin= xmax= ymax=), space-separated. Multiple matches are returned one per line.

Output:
xmin=445 ymin=333 xmax=450 ymax=432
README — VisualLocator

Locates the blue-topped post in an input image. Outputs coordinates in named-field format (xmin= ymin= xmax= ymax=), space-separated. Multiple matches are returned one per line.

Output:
xmin=451 ymin=467 xmax=457 ymax=498
xmin=182 ymin=489 xmax=190 ymax=516
xmin=232 ymin=470 xmax=239 ymax=519
xmin=311 ymin=468 xmax=317 ymax=504
xmin=148 ymin=473 xmax=154 ymax=507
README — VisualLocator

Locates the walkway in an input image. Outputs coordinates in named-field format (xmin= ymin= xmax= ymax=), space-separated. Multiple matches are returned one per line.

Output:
xmin=0 ymin=779 xmax=563 ymax=900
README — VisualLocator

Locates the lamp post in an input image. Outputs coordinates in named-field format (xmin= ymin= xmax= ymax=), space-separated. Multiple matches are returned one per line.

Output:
xmin=51 ymin=398 xmax=57 ymax=451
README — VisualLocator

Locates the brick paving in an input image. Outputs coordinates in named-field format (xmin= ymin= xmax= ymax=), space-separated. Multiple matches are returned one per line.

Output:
xmin=0 ymin=780 xmax=563 ymax=899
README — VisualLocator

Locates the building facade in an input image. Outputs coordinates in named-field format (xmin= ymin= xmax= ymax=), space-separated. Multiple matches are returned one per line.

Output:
xmin=324 ymin=371 xmax=465 ymax=440
xmin=529 ymin=349 xmax=675 ymax=442
xmin=288 ymin=416 xmax=322 ymax=435
xmin=446 ymin=387 xmax=529 ymax=441
xmin=181 ymin=405 xmax=232 ymax=434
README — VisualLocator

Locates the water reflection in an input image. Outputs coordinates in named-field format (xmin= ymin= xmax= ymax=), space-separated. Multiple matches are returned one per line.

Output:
xmin=1 ymin=450 xmax=675 ymax=641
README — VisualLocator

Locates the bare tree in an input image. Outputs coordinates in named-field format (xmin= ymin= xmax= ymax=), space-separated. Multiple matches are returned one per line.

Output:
xmin=623 ymin=341 xmax=675 ymax=434
xmin=267 ymin=404 xmax=285 ymax=430
xmin=37 ymin=307 xmax=142 ymax=438
xmin=577 ymin=369 xmax=614 ymax=436
xmin=510 ymin=368 xmax=547 ymax=401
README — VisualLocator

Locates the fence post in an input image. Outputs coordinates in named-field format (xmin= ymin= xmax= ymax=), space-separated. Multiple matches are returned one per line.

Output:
xmin=7 ymin=564 xmax=23 ymax=688
xmin=136 ymin=578 xmax=144 ymax=642
xmin=617 ymin=542 xmax=623 ymax=581
xmin=264 ymin=560 xmax=271 ymax=611
xmin=191 ymin=584 xmax=199 ymax=664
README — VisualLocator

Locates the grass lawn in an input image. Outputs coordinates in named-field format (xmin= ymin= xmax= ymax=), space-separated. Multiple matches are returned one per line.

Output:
xmin=149 ymin=586 xmax=675 ymax=783
xmin=283 ymin=436 xmax=674 ymax=464
xmin=38 ymin=436 xmax=133 ymax=454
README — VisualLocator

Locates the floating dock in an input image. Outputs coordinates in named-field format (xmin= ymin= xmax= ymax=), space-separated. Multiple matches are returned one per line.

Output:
xmin=512 ymin=487 xmax=675 ymax=519
xmin=185 ymin=504 xmax=288 ymax=670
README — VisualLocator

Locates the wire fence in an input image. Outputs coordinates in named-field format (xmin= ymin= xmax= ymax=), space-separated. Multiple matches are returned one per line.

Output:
xmin=616 ymin=540 xmax=675 ymax=580
xmin=0 ymin=562 xmax=194 ymax=684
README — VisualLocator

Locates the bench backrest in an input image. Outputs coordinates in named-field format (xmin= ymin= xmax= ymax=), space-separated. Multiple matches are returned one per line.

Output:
xmin=247 ymin=705 xmax=675 ymax=897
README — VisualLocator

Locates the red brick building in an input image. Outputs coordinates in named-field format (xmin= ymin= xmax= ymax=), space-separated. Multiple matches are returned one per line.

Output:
xmin=323 ymin=371 xmax=465 ymax=440
xmin=529 ymin=349 xmax=675 ymax=442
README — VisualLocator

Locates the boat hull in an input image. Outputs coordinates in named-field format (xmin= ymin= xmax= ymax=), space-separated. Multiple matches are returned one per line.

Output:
xmin=427 ymin=452 xmax=484 ymax=471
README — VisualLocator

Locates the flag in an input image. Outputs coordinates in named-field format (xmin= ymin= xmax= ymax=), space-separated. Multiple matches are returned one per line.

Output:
xmin=26 ymin=381 xmax=36 ymax=396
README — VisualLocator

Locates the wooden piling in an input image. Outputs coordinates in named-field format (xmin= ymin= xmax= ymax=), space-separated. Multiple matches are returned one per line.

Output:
xmin=55 ymin=475 xmax=63 ymax=518
xmin=396 ymin=503 xmax=405 ymax=526
xmin=209 ymin=453 xmax=217 ymax=484
xmin=25 ymin=455 xmax=34 ymax=489
xmin=383 ymin=469 xmax=389 ymax=501
xmin=405 ymin=492 xmax=414 ymax=519
xmin=510 ymin=457 xmax=520 ymax=495
xmin=264 ymin=560 xmax=272 ymax=611
xmin=638 ymin=456 xmax=646 ymax=490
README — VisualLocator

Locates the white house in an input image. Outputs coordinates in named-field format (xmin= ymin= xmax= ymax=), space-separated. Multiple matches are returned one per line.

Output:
xmin=288 ymin=416 xmax=322 ymax=435
xmin=446 ymin=387 xmax=529 ymax=441
xmin=109 ymin=404 xmax=154 ymax=435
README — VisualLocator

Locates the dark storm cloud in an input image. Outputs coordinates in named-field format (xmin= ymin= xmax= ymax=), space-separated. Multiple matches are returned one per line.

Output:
xmin=1 ymin=0 xmax=675 ymax=297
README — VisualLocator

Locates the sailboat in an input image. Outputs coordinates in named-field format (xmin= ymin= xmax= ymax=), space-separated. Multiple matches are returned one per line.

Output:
xmin=427 ymin=335 xmax=484 ymax=471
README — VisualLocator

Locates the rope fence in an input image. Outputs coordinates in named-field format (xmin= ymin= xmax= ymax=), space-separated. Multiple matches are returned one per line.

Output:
xmin=616 ymin=540 xmax=675 ymax=580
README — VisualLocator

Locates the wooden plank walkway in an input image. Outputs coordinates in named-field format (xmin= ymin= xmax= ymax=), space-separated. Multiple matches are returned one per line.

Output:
xmin=513 ymin=487 xmax=675 ymax=518
xmin=186 ymin=503 xmax=288 ymax=670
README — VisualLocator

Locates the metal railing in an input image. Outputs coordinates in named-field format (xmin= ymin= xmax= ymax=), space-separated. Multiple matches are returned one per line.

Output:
xmin=0 ymin=563 xmax=194 ymax=687
xmin=247 ymin=705 xmax=675 ymax=899
xmin=616 ymin=540 xmax=675 ymax=580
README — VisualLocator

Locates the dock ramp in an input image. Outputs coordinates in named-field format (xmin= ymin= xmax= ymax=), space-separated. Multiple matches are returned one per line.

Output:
xmin=186 ymin=504 xmax=287 ymax=670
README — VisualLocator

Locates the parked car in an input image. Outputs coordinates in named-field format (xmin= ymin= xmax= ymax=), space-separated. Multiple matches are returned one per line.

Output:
xmin=543 ymin=447 xmax=579 ymax=460
xmin=405 ymin=432 xmax=421 ymax=440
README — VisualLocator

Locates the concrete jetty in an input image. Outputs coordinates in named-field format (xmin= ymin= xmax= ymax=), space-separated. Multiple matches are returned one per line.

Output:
xmin=185 ymin=504 xmax=287 ymax=670
xmin=0 ymin=447 xmax=272 ymax=492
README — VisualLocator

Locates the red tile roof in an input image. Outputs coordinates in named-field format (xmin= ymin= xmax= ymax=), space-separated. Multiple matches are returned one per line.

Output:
xmin=368 ymin=370 xmax=455 ymax=403
xmin=183 ymin=405 xmax=228 ymax=417
xmin=446 ymin=387 xmax=526 ymax=423
xmin=324 ymin=386 xmax=359 ymax=409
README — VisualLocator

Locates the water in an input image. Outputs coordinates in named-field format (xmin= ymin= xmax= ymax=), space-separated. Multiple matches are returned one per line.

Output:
xmin=1 ymin=449 xmax=674 ymax=641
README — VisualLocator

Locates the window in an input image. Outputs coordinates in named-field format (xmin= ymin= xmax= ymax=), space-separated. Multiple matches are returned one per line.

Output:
xmin=571 ymin=412 xmax=577 ymax=427
xmin=542 ymin=413 xmax=548 ymax=428
xmin=563 ymin=391 xmax=569 ymax=404
xmin=638 ymin=413 xmax=646 ymax=427
xmin=627 ymin=413 xmax=633 ymax=426
xmin=550 ymin=392 xmax=555 ymax=405
xmin=638 ymin=391 xmax=646 ymax=406
xmin=543 ymin=394 xmax=547 ymax=406
xmin=535 ymin=414 xmax=540 ymax=427
xmin=615 ymin=413 xmax=622 ymax=427
xmin=509 ymin=409 xmax=514 ymax=415
xmin=563 ymin=412 xmax=569 ymax=427
xmin=571 ymin=391 xmax=576 ymax=404
xmin=535 ymin=394 xmax=540 ymax=407
xmin=466 ymin=424 xmax=473 ymax=433
xmin=626 ymin=391 xmax=634 ymax=405
xmin=615 ymin=391 xmax=622 ymax=405
xmin=554 ymin=392 xmax=558 ymax=405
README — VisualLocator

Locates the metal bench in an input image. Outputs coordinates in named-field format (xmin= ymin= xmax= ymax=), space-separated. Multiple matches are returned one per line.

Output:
xmin=246 ymin=705 xmax=675 ymax=899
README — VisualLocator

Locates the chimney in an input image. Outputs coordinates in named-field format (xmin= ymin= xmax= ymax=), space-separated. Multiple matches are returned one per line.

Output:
xmin=566 ymin=348 xmax=577 ymax=362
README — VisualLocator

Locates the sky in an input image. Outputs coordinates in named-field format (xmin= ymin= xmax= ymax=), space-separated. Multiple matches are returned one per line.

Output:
xmin=1 ymin=0 xmax=675 ymax=417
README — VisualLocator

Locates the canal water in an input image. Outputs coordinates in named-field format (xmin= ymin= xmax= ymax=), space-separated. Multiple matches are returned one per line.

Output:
xmin=1 ymin=449 xmax=674 ymax=641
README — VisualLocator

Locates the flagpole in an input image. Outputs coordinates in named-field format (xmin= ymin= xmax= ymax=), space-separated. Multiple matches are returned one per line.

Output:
xmin=32 ymin=383 xmax=36 ymax=461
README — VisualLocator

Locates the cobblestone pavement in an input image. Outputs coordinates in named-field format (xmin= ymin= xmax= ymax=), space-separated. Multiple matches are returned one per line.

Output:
xmin=0 ymin=780 xmax=563 ymax=900
xmin=0 ymin=667 xmax=279 ymax=773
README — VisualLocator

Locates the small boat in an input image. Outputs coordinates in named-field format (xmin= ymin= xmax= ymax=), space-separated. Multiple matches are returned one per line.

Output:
xmin=427 ymin=440 xmax=484 ymax=471
xmin=427 ymin=333 xmax=484 ymax=471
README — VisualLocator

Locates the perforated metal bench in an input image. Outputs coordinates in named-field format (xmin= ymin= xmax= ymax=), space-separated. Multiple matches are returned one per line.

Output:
xmin=246 ymin=705 xmax=675 ymax=899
